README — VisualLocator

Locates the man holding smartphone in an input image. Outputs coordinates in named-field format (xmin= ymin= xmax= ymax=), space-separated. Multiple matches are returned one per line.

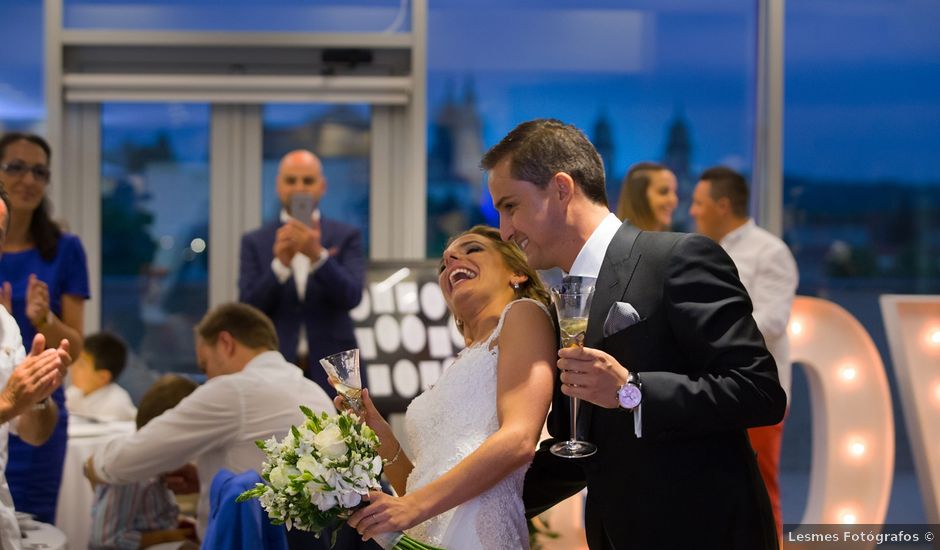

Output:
xmin=238 ymin=150 xmax=366 ymax=396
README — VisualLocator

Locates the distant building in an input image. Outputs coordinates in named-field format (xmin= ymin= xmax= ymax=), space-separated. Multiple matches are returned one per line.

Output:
xmin=661 ymin=108 xmax=694 ymax=231
xmin=427 ymin=76 xmax=486 ymax=255
xmin=262 ymin=105 xmax=370 ymax=159
xmin=592 ymin=110 xmax=617 ymax=205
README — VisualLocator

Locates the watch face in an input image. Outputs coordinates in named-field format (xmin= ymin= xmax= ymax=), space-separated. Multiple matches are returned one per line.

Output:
xmin=618 ymin=384 xmax=642 ymax=409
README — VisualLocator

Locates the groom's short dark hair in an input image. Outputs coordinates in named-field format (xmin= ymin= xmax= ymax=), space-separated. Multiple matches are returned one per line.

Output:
xmin=481 ymin=118 xmax=608 ymax=207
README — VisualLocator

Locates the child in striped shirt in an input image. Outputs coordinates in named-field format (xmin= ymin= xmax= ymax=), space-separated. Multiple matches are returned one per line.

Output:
xmin=89 ymin=375 xmax=199 ymax=550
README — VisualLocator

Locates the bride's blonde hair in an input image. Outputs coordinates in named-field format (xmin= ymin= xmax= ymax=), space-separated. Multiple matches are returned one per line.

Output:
xmin=446 ymin=225 xmax=552 ymax=334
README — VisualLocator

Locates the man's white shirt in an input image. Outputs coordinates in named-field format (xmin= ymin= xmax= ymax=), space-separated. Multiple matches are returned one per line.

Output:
xmin=720 ymin=219 xmax=798 ymax=400
xmin=91 ymin=350 xmax=335 ymax=538
xmin=270 ymin=209 xmax=329 ymax=357
xmin=568 ymin=213 xmax=622 ymax=280
xmin=65 ymin=383 xmax=137 ymax=422
xmin=0 ymin=307 xmax=26 ymax=550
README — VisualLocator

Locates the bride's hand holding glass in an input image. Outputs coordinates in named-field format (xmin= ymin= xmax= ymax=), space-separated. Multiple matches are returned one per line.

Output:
xmin=334 ymin=388 xmax=400 ymax=463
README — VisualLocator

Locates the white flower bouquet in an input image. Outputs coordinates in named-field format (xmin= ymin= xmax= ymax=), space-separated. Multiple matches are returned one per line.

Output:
xmin=237 ymin=406 xmax=441 ymax=549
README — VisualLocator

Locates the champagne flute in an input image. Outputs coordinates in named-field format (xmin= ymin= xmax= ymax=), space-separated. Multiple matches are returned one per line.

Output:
xmin=319 ymin=348 xmax=363 ymax=415
xmin=550 ymin=277 xmax=598 ymax=459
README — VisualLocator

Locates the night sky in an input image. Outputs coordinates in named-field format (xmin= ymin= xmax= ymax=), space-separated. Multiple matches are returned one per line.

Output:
xmin=1 ymin=0 xmax=938 ymax=183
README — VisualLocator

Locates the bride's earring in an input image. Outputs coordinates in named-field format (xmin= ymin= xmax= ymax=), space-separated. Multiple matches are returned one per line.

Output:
xmin=512 ymin=281 xmax=520 ymax=290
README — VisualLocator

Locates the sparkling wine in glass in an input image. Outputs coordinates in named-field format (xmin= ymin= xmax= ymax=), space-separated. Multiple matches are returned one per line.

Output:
xmin=550 ymin=277 xmax=598 ymax=459
xmin=559 ymin=317 xmax=589 ymax=348
xmin=319 ymin=348 xmax=363 ymax=414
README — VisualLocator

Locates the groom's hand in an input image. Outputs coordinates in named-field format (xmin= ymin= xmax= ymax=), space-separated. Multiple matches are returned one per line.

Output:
xmin=558 ymin=346 xmax=629 ymax=409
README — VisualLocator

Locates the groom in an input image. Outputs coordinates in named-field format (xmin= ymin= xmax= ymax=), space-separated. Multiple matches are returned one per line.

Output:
xmin=483 ymin=119 xmax=786 ymax=549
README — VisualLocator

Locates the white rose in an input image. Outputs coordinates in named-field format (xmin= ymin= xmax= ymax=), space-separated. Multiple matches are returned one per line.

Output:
xmin=269 ymin=466 xmax=290 ymax=489
xmin=337 ymin=490 xmax=362 ymax=509
xmin=311 ymin=490 xmax=339 ymax=512
xmin=313 ymin=424 xmax=348 ymax=460
xmin=259 ymin=488 xmax=276 ymax=508
xmin=296 ymin=455 xmax=317 ymax=474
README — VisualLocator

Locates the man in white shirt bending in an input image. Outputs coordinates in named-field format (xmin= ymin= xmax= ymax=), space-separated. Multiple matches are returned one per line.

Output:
xmin=86 ymin=302 xmax=335 ymax=539
xmin=690 ymin=166 xmax=799 ymax=543
xmin=66 ymin=332 xmax=136 ymax=422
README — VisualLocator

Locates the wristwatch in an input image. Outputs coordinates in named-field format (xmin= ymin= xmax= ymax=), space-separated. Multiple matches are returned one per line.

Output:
xmin=617 ymin=371 xmax=642 ymax=410
xmin=32 ymin=397 xmax=51 ymax=411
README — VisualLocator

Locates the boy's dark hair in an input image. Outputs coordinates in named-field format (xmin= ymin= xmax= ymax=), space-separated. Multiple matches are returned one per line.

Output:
xmin=84 ymin=332 xmax=128 ymax=382
xmin=136 ymin=374 xmax=199 ymax=429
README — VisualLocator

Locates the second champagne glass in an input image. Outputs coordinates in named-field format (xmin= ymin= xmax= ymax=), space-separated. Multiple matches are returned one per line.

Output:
xmin=550 ymin=277 xmax=598 ymax=459
xmin=319 ymin=348 xmax=363 ymax=414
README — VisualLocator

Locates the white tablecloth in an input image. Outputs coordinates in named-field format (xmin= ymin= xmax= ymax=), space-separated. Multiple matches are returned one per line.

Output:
xmin=20 ymin=520 xmax=67 ymax=550
xmin=54 ymin=419 xmax=136 ymax=550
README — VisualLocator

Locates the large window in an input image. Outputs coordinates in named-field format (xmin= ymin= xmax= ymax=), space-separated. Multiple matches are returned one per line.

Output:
xmin=63 ymin=0 xmax=411 ymax=32
xmin=0 ymin=0 xmax=44 ymax=131
xmin=782 ymin=0 xmax=940 ymax=524
xmin=100 ymin=103 xmax=210 ymax=373
xmin=425 ymin=1 xmax=758 ymax=255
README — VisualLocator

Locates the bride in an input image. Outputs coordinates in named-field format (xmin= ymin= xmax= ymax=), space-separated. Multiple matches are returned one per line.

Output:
xmin=344 ymin=225 xmax=556 ymax=549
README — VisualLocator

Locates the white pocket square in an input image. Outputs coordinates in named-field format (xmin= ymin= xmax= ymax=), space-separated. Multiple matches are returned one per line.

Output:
xmin=604 ymin=301 xmax=641 ymax=338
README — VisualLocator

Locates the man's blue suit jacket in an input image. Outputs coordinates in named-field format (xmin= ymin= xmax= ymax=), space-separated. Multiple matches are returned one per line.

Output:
xmin=238 ymin=217 xmax=365 ymax=392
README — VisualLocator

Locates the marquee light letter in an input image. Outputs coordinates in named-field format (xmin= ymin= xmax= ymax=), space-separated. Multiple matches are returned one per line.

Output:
xmin=789 ymin=296 xmax=894 ymax=525
xmin=880 ymin=294 xmax=940 ymax=524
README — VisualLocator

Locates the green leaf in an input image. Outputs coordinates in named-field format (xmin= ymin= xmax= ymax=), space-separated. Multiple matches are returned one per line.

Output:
xmin=236 ymin=485 xmax=265 ymax=502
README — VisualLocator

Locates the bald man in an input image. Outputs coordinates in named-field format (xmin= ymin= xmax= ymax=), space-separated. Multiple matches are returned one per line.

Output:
xmin=238 ymin=150 xmax=365 ymax=393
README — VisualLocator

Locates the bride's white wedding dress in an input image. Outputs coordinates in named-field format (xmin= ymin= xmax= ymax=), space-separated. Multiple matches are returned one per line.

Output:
xmin=403 ymin=298 xmax=550 ymax=549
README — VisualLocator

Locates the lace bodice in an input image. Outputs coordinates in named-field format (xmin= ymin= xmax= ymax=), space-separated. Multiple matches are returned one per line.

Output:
xmin=403 ymin=298 xmax=551 ymax=549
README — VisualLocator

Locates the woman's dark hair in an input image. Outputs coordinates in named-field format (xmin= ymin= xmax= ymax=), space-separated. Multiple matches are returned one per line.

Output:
xmin=0 ymin=133 xmax=62 ymax=261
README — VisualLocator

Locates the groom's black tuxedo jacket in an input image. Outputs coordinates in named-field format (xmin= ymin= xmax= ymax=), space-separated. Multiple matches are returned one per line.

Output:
xmin=524 ymin=222 xmax=786 ymax=550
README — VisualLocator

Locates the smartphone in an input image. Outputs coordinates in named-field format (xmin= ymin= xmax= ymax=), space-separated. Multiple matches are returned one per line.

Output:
xmin=288 ymin=193 xmax=317 ymax=226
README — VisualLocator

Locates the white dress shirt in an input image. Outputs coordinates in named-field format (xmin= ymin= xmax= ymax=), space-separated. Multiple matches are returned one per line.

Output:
xmin=91 ymin=350 xmax=335 ymax=537
xmin=720 ymin=219 xmax=799 ymax=400
xmin=0 ymin=307 xmax=26 ymax=550
xmin=270 ymin=210 xmax=330 ymax=356
xmin=65 ymin=383 xmax=137 ymax=422
xmin=568 ymin=213 xmax=622 ymax=279
xmin=567 ymin=213 xmax=642 ymax=437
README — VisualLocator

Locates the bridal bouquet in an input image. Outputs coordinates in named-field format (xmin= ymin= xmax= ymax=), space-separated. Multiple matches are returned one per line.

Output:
xmin=237 ymin=407 xmax=441 ymax=549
